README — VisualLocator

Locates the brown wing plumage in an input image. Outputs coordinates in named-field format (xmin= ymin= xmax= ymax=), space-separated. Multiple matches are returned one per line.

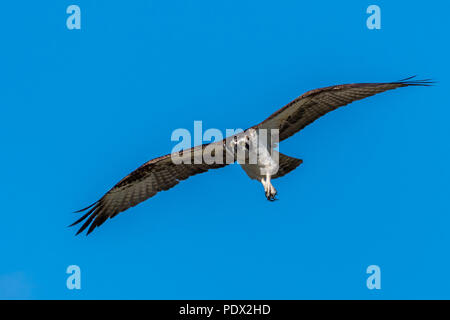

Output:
xmin=72 ymin=141 xmax=229 ymax=235
xmin=256 ymin=77 xmax=433 ymax=141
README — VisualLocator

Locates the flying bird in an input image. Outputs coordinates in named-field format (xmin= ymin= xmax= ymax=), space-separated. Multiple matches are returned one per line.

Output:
xmin=72 ymin=76 xmax=432 ymax=235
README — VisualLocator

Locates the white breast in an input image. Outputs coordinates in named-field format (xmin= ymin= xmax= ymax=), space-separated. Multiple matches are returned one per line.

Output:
xmin=240 ymin=129 xmax=279 ymax=179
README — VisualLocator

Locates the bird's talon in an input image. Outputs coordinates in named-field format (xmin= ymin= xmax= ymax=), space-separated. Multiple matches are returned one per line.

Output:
xmin=266 ymin=192 xmax=278 ymax=201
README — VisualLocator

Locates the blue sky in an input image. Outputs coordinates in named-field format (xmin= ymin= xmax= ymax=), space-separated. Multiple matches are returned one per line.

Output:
xmin=1 ymin=1 xmax=449 ymax=299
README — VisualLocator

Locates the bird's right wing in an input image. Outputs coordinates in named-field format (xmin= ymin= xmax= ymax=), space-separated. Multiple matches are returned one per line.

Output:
xmin=72 ymin=140 xmax=230 ymax=235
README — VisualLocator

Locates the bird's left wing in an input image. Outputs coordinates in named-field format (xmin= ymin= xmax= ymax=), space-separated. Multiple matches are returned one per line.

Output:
xmin=72 ymin=140 xmax=230 ymax=235
xmin=256 ymin=77 xmax=433 ymax=141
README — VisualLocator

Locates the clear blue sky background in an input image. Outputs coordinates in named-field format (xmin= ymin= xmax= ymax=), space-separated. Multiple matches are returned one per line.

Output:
xmin=0 ymin=1 xmax=449 ymax=299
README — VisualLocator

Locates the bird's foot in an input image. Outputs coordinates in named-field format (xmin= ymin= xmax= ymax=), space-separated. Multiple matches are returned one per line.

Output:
xmin=265 ymin=185 xmax=278 ymax=201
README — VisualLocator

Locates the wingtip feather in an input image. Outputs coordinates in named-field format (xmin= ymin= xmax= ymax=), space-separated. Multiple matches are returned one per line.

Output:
xmin=395 ymin=75 xmax=436 ymax=86
xmin=73 ymin=201 xmax=98 ymax=213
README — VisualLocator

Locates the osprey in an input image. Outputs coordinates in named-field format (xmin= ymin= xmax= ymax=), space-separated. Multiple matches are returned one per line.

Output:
xmin=72 ymin=76 xmax=432 ymax=235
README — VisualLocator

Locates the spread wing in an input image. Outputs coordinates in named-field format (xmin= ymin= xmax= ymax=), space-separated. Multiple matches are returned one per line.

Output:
xmin=72 ymin=141 xmax=230 ymax=235
xmin=256 ymin=76 xmax=433 ymax=141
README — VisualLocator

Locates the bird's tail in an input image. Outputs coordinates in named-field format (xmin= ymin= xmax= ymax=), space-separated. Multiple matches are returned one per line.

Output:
xmin=272 ymin=152 xmax=303 ymax=179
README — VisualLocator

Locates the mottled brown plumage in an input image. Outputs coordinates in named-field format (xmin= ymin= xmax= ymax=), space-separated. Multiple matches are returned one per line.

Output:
xmin=72 ymin=142 xmax=229 ymax=235
xmin=256 ymin=77 xmax=433 ymax=141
